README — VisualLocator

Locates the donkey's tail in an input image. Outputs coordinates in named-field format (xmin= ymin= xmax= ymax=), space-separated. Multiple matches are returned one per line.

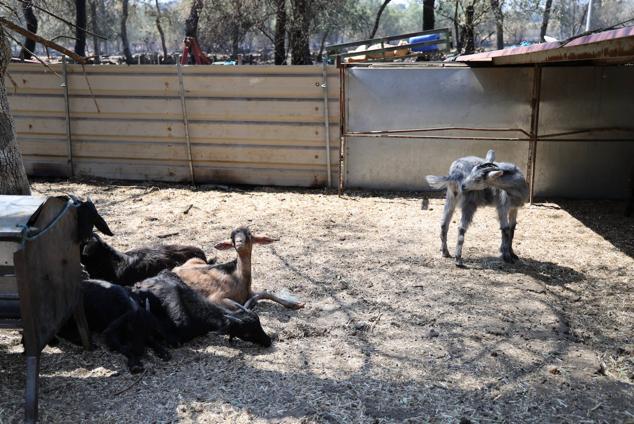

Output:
xmin=425 ymin=175 xmax=450 ymax=190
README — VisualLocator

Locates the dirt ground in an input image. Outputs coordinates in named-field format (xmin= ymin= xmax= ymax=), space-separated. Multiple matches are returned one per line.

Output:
xmin=1 ymin=179 xmax=632 ymax=423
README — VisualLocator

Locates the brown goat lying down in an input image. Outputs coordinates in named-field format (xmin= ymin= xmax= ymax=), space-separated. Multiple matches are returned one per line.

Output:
xmin=173 ymin=227 xmax=304 ymax=310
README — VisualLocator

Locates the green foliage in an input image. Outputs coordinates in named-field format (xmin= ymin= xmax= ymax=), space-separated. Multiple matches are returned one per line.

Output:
xmin=1 ymin=0 xmax=631 ymax=59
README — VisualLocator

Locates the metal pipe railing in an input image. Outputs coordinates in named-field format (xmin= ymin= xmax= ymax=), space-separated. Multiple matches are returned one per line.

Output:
xmin=326 ymin=28 xmax=450 ymax=53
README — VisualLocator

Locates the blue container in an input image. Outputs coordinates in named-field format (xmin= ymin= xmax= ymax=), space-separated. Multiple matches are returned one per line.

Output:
xmin=409 ymin=33 xmax=441 ymax=52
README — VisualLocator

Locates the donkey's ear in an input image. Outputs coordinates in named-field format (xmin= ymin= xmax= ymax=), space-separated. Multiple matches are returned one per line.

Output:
xmin=485 ymin=149 xmax=495 ymax=162
xmin=214 ymin=240 xmax=234 ymax=250
xmin=487 ymin=170 xmax=504 ymax=179
xmin=252 ymin=235 xmax=278 ymax=245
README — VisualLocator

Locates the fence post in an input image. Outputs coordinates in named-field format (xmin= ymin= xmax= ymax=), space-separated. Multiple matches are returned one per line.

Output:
xmin=338 ymin=58 xmax=346 ymax=194
xmin=527 ymin=65 xmax=542 ymax=204
xmin=321 ymin=60 xmax=332 ymax=188
xmin=176 ymin=63 xmax=196 ymax=186
xmin=61 ymin=57 xmax=73 ymax=177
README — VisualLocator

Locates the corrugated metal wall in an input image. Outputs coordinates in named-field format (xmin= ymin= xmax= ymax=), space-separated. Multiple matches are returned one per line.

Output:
xmin=344 ymin=65 xmax=634 ymax=199
xmin=6 ymin=64 xmax=340 ymax=187
xmin=345 ymin=66 xmax=532 ymax=191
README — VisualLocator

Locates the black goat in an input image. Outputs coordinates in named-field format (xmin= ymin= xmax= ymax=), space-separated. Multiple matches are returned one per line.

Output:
xmin=69 ymin=195 xmax=114 ymax=241
xmin=133 ymin=271 xmax=272 ymax=347
xmin=81 ymin=233 xmax=211 ymax=286
xmin=58 ymin=279 xmax=170 ymax=373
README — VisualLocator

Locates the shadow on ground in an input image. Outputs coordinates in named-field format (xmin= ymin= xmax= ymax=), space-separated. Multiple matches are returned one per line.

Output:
xmin=553 ymin=200 xmax=634 ymax=259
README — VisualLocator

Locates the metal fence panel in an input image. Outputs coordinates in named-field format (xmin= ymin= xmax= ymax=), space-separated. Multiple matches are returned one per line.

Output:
xmin=345 ymin=66 xmax=532 ymax=191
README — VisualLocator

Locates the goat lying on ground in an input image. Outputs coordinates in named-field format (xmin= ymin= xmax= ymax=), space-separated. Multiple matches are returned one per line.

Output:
xmin=58 ymin=279 xmax=170 ymax=373
xmin=133 ymin=270 xmax=271 ymax=347
xmin=426 ymin=150 xmax=529 ymax=266
xmin=173 ymin=227 xmax=304 ymax=310
xmin=81 ymin=233 xmax=212 ymax=286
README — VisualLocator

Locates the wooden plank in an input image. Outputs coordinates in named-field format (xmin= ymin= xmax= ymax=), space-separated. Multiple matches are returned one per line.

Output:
xmin=5 ymin=70 xmax=339 ymax=98
xmin=8 ymin=95 xmax=340 ymax=124
xmin=18 ymin=133 xmax=341 ymax=148
xmin=13 ymin=202 xmax=83 ymax=353
xmin=192 ymin=165 xmax=336 ymax=187
xmin=19 ymin=139 xmax=340 ymax=166
xmin=22 ymin=155 xmax=339 ymax=173
xmin=22 ymin=158 xmax=70 ymax=178
xmin=7 ymin=63 xmax=338 ymax=76
xmin=14 ymin=117 xmax=341 ymax=144
xmin=0 ymin=275 xmax=18 ymax=294
xmin=23 ymin=157 xmax=339 ymax=184
xmin=183 ymin=75 xmax=340 ymax=99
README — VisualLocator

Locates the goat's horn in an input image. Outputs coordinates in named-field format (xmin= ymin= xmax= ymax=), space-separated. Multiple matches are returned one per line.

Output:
xmin=224 ymin=298 xmax=249 ymax=312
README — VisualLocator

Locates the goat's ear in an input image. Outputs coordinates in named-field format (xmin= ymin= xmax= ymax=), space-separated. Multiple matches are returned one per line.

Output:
xmin=487 ymin=170 xmax=504 ymax=179
xmin=89 ymin=201 xmax=114 ymax=236
xmin=214 ymin=240 xmax=234 ymax=250
xmin=252 ymin=235 xmax=278 ymax=245
xmin=485 ymin=149 xmax=496 ymax=162
xmin=77 ymin=198 xmax=113 ymax=240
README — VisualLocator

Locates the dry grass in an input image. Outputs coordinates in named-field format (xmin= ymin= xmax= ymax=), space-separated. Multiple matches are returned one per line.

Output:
xmin=1 ymin=179 xmax=633 ymax=423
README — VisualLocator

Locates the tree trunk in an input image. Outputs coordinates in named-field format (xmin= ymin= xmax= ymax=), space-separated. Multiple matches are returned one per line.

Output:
xmin=231 ymin=28 xmax=241 ymax=57
xmin=90 ymin=0 xmax=100 ymax=63
xmin=290 ymin=0 xmax=311 ymax=65
xmin=185 ymin=0 xmax=204 ymax=38
xmin=540 ymin=0 xmax=553 ymax=42
xmin=0 ymin=27 xmax=30 ymax=195
xmin=464 ymin=5 xmax=475 ymax=54
xmin=369 ymin=0 xmax=392 ymax=39
xmin=316 ymin=30 xmax=328 ymax=62
xmin=422 ymin=0 xmax=435 ymax=31
xmin=274 ymin=0 xmax=286 ymax=65
xmin=121 ymin=0 xmax=133 ymax=64
xmin=75 ymin=0 xmax=87 ymax=56
xmin=20 ymin=1 xmax=37 ymax=60
xmin=453 ymin=0 xmax=461 ymax=51
xmin=490 ymin=0 xmax=504 ymax=49
xmin=154 ymin=0 xmax=168 ymax=62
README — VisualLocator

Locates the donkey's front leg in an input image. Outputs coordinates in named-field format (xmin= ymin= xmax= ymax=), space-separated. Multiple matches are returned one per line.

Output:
xmin=454 ymin=204 xmax=475 ymax=267
xmin=508 ymin=208 xmax=519 ymax=261
xmin=440 ymin=189 xmax=457 ymax=258
xmin=497 ymin=206 xmax=514 ymax=263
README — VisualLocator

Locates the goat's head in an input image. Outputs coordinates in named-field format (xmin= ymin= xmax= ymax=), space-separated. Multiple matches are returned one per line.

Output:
xmin=214 ymin=227 xmax=277 ymax=256
xmin=223 ymin=299 xmax=272 ymax=347
xmin=461 ymin=162 xmax=504 ymax=191
xmin=80 ymin=233 xmax=118 ymax=281
xmin=69 ymin=195 xmax=113 ymax=241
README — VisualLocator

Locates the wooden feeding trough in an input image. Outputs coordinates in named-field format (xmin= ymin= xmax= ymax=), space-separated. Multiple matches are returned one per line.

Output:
xmin=0 ymin=195 xmax=91 ymax=423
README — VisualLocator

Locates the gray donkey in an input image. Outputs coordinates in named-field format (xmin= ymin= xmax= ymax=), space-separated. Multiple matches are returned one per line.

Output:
xmin=426 ymin=150 xmax=529 ymax=266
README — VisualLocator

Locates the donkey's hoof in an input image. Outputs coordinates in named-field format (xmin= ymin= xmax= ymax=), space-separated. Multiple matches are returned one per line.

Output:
xmin=502 ymin=253 xmax=515 ymax=263
xmin=455 ymin=258 xmax=465 ymax=267
xmin=441 ymin=250 xmax=451 ymax=258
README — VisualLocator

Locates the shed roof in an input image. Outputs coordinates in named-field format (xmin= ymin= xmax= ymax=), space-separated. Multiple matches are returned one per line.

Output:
xmin=457 ymin=25 xmax=634 ymax=65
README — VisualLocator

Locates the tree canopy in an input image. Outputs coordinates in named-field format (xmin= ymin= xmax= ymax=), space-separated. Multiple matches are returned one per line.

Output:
xmin=1 ymin=0 xmax=632 ymax=63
